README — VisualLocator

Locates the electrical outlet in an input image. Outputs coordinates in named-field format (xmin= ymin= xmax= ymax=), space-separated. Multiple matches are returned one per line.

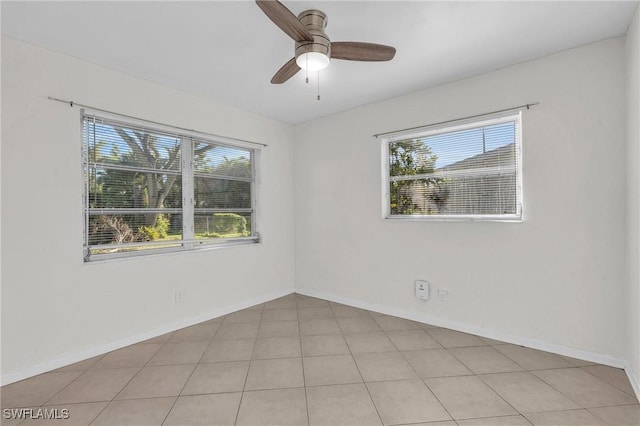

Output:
xmin=437 ymin=289 xmax=449 ymax=302
xmin=415 ymin=280 xmax=430 ymax=301
xmin=174 ymin=289 xmax=184 ymax=304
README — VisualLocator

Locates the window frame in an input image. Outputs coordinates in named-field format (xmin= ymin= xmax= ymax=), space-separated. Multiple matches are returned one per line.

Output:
xmin=381 ymin=111 xmax=523 ymax=222
xmin=81 ymin=109 xmax=261 ymax=262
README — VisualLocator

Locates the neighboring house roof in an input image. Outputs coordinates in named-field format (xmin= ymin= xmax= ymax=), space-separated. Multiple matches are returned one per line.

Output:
xmin=438 ymin=142 xmax=515 ymax=172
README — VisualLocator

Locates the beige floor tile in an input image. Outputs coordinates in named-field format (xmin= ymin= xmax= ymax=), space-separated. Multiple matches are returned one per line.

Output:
xmin=52 ymin=355 xmax=103 ymax=373
xmin=47 ymin=368 xmax=139 ymax=405
xmin=449 ymin=346 xmax=524 ymax=374
xmin=301 ymin=334 xmax=350 ymax=357
xmin=168 ymin=324 xmax=219 ymax=343
xmin=426 ymin=329 xmax=487 ymax=348
xmin=386 ymin=330 xmax=442 ymax=351
xmin=91 ymin=344 xmax=162 ymax=369
xmin=264 ymin=297 xmax=297 ymax=310
xmin=139 ymin=332 xmax=174 ymax=345
xmin=344 ymin=332 xmax=397 ymax=353
xmin=163 ymin=393 xmax=242 ymax=426
xmin=456 ymin=415 xmax=532 ymax=426
xmin=367 ymin=379 xmax=451 ymax=425
xmin=402 ymin=349 xmax=473 ymax=378
xmin=181 ymin=361 xmax=249 ymax=395
xmin=298 ymin=306 xmax=334 ymax=320
xmin=589 ymin=404 xmax=640 ymax=425
xmin=479 ymin=371 xmax=580 ymax=413
xmin=0 ymin=410 xmax=26 ymax=426
xmin=558 ymin=355 xmax=597 ymax=367
xmin=425 ymin=376 xmax=517 ymax=420
xmin=296 ymin=296 xmax=330 ymax=308
xmin=252 ymin=336 xmax=301 ymax=359
xmin=374 ymin=315 xmax=422 ymax=331
xmin=257 ymin=320 xmax=299 ymax=338
xmin=236 ymin=388 xmax=308 ymax=426
xmin=244 ymin=358 xmax=304 ymax=390
xmin=115 ymin=364 xmax=195 ymax=400
xmin=147 ymin=341 xmax=208 ymax=366
xmin=400 ymin=423 xmax=457 ymax=426
xmin=243 ymin=303 xmax=264 ymax=311
xmin=480 ymin=337 xmax=507 ymax=345
xmin=525 ymin=409 xmax=607 ymax=425
xmin=261 ymin=308 xmax=298 ymax=322
xmin=533 ymin=368 xmax=638 ymax=408
xmin=419 ymin=322 xmax=443 ymax=329
xmin=306 ymin=383 xmax=382 ymax=426
xmin=1 ymin=371 xmax=83 ymax=408
xmin=201 ymin=316 xmax=227 ymax=326
xmin=299 ymin=318 xmax=342 ymax=335
xmin=90 ymin=397 xmax=175 ymax=426
xmin=213 ymin=322 xmax=259 ymax=340
xmin=493 ymin=345 xmax=573 ymax=370
xmin=303 ymin=355 xmax=362 ymax=386
xmin=331 ymin=305 xmax=372 ymax=318
xmin=337 ymin=317 xmax=383 ymax=334
xmin=200 ymin=338 xmax=255 ymax=363
xmin=353 ymin=351 xmax=418 ymax=382
xmin=18 ymin=402 xmax=108 ymax=426
xmin=581 ymin=365 xmax=636 ymax=395
xmin=223 ymin=310 xmax=262 ymax=324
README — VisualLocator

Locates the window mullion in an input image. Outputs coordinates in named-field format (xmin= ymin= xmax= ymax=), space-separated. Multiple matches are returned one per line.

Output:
xmin=182 ymin=137 xmax=195 ymax=248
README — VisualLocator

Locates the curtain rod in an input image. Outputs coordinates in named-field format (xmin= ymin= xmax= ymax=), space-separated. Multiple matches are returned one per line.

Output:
xmin=47 ymin=96 xmax=268 ymax=147
xmin=373 ymin=102 xmax=539 ymax=138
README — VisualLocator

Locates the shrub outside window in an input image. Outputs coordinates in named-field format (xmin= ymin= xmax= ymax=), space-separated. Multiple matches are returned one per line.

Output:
xmin=82 ymin=112 xmax=259 ymax=261
xmin=383 ymin=112 xmax=522 ymax=221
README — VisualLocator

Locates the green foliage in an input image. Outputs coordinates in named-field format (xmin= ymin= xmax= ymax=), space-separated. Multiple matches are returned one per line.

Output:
xmin=212 ymin=213 xmax=248 ymax=235
xmin=154 ymin=214 xmax=170 ymax=238
xmin=389 ymin=140 xmax=442 ymax=215
xmin=138 ymin=225 xmax=160 ymax=241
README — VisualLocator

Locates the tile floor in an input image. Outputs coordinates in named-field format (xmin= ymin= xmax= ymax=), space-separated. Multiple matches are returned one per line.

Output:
xmin=1 ymin=293 xmax=639 ymax=426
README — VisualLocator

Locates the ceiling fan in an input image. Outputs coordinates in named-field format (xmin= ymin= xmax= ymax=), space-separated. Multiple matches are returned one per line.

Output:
xmin=256 ymin=0 xmax=396 ymax=84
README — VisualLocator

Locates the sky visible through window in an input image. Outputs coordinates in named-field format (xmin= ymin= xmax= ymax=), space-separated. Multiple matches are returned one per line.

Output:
xmin=419 ymin=121 xmax=515 ymax=169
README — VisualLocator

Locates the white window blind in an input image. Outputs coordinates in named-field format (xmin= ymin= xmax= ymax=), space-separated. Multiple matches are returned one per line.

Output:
xmin=383 ymin=112 xmax=522 ymax=220
xmin=82 ymin=113 xmax=259 ymax=260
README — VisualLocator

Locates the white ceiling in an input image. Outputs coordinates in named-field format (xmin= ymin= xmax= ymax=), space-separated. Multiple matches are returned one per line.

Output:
xmin=2 ymin=1 xmax=638 ymax=124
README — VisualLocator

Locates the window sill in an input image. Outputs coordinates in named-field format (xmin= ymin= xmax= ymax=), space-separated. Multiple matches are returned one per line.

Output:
xmin=83 ymin=238 xmax=261 ymax=263
xmin=384 ymin=215 xmax=523 ymax=223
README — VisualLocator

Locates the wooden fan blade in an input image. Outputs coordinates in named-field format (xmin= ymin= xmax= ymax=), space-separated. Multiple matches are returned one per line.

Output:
xmin=331 ymin=42 xmax=396 ymax=61
xmin=271 ymin=58 xmax=301 ymax=84
xmin=256 ymin=0 xmax=314 ymax=42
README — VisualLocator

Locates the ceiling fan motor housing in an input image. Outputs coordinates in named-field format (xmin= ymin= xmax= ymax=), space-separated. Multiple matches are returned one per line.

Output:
xmin=295 ymin=9 xmax=331 ymax=61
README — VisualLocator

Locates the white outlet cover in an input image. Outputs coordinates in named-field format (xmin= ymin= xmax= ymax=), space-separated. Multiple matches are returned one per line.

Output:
xmin=415 ymin=280 xmax=430 ymax=301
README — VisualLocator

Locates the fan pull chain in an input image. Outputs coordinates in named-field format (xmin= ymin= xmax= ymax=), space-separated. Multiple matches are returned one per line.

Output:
xmin=305 ymin=56 xmax=309 ymax=84
xmin=317 ymin=71 xmax=320 ymax=101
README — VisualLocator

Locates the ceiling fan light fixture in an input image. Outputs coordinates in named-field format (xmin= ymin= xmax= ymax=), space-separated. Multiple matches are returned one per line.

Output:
xmin=296 ymin=51 xmax=330 ymax=71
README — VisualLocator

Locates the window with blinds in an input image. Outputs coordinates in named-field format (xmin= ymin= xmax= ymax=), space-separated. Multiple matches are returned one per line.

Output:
xmin=82 ymin=112 xmax=259 ymax=261
xmin=383 ymin=112 xmax=522 ymax=220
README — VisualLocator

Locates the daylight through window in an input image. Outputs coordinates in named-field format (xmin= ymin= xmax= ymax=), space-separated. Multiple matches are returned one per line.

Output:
xmin=383 ymin=112 xmax=522 ymax=220
xmin=82 ymin=112 xmax=259 ymax=261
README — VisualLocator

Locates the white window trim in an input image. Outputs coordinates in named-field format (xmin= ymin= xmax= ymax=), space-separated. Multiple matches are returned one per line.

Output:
xmin=81 ymin=109 xmax=261 ymax=261
xmin=381 ymin=111 xmax=523 ymax=222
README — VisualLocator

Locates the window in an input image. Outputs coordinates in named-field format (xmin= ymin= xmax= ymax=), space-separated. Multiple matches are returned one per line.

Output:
xmin=82 ymin=112 xmax=259 ymax=261
xmin=383 ymin=112 xmax=522 ymax=220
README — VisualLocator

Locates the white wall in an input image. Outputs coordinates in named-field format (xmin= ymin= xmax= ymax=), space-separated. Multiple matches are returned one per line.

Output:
xmin=1 ymin=36 xmax=295 ymax=384
xmin=294 ymin=37 xmax=629 ymax=363
xmin=626 ymin=5 xmax=640 ymax=394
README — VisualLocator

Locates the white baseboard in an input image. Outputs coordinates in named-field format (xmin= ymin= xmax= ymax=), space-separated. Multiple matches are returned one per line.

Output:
xmin=296 ymin=288 xmax=635 ymax=375
xmin=624 ymin=362 xmax=640 ymax=402
xmin=1 ymin=288 xmax=295 ymax=386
